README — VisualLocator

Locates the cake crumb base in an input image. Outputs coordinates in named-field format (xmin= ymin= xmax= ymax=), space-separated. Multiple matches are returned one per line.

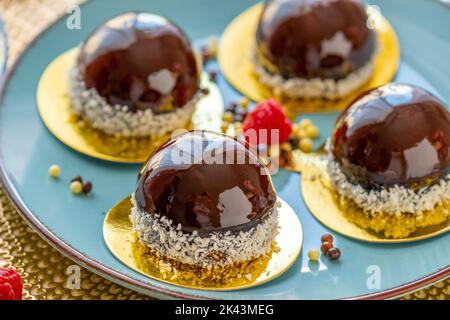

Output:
xmin=339 ymin=197 xmax=450 ymax=239
xmin=132 ymin=234 xmax=274 ymax=289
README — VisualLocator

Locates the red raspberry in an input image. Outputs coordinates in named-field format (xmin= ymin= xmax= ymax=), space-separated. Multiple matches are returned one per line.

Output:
xmin=0 ymin=267 xmax=23 ymax=300
xmin=242 ymin=99 xmax=292 ymax=145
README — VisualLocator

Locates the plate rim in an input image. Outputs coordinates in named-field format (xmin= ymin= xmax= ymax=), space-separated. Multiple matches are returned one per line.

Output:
xmin=0 ymin=0 xmax=448 ymax=300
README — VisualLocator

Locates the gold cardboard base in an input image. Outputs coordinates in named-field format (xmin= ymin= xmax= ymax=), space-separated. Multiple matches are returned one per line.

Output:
xmin=301 ymin=158 xmax=450 ymax=243
xmin=103 ymin=196 xmax=303 ymax=291
xmin=37 ymin=48 xmax=224 ymax=163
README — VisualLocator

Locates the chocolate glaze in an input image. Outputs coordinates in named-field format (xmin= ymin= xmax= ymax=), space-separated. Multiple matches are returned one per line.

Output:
xmin=135 ymin=131 xmax=277 ymax=231
xmin=256 ymin=0 xmax=376 ymax=80
xmin=78 ymin=12 xmax=199 ymax=113
xmin=331 ymin=83 xmax=450 ymax=187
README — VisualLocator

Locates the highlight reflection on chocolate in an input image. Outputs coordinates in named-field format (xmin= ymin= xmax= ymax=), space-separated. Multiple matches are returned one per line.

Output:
xmin=256 ymin=0 xmax=376 ymax=79
xmin=77 ymin=12 xmax=199 ymax=113
xmin=331 ymin=83 xmax=450 ymax=187
xmin=135 ymin=131 xmax=276 ymax=231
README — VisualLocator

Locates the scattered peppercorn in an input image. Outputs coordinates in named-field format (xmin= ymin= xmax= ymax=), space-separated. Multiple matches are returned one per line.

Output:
xmin=288 ymin=136 xmax=300 ymax=149
xmin=306 ymin=125 xmax=319 ymax=138
xmin=226 ymin=102 xmax=238 ymax=113
xmin=279 ymin=149 xmax=292 ymax=167
xmin=48 ymin=165 xmax=60 ymax=179
xmin=201 ymin=47 xmax=210 ymax=64
xmin=240 ymin=97 xmax=249 ymax=109
xmin=83 ymin=181 xmax=92 ymax=194
xmin=207 ymin=36 xmax=218 ymax=58
xmin=320 ymin=241 xmax=333 ymax=255
xmin=308 ymin=249 xmax=320 ymax=262
xmin=208 ymin=70 xmax=217 ymax=82
xmin=223 ymin=111 xmax=234 ymax=123
xmin=71 ymin=175 xmax=83 ymax=183
xmin=299 ymin=138 xmax=313 ymax=152
xmin=281 ymin=142 xmax=292 ymax=152
xmin=326 ymin=247 xmax=341 ymax=261
xmin=299 ymin=118 xmax=313 ymax=128
xmin=321 ymin=233 xmax=333 ymax=244
xmin=70 ymin=181 xmax=83 ymax=195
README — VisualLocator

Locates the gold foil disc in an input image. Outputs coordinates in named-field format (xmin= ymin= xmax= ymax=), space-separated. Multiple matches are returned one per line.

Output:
xmin=103 ymin=195 xmax=303 ymax=291
xmin=37 ymin=48 xmax=224 ymax=163
xmin=218 ymin=3 xmax=400 ymax=114
xmin=301 ymin=159 xmax=450 ymax=243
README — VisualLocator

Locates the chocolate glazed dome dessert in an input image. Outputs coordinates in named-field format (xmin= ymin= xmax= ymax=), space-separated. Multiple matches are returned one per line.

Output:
xmin=69 ymin=12 xmax=200 ymax=137
xmin=130 ymin=131 xmax=280 ymax=268
xmin=327 ymin=83 xmax=450 ymax=238
xmin=255 ymin=0 xmax=376 ymax=99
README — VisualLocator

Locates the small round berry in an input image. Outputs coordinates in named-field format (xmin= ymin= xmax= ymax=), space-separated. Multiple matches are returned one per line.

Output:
xmin=288 ymin=136 xmax=299 ymax=149
xmin=223 ymin=111 xmax=235 ymax=123
xmin=83 ymin=181 xmax=93 ymax=194
xmin=296 ymin=128 xmax=308 ymax=139
xmin=48 ymin=165 xmax=60 ymax=179
xmin=281 ymin=142 xmax=292 ymax=152
xmin=306 ymin=125 xmax=319 ymax=138
xmin=308 ymin=249 xmax=320 ymax=262
xmin=71 ymin=175 xmax=83 ymax=183
xmin=321 ymin=233 xmax=333 ymax=244
xmin=207 ymin=36 xmax=218 ymax=58
xmin=326 ymin=247 xmax=341 ymax=261
xmin=299 ymin=118 xmax=313 ymax=128
xmin=240 ymin=97 xmax=250 ymax=110
xmin=208 ymin=70 xmax=217 ymax=82
xmin=299 ymin=138 xmax=313 ymax=152
xmin=201 ymin=47 xmax=210 ymax=64
xmin=70 ymin=181 xmax=83 ymax=195
xmin=221 ymin=124 xmax=229 ymax=134
xmin=321 ymin=241 xmax=333 ymax=255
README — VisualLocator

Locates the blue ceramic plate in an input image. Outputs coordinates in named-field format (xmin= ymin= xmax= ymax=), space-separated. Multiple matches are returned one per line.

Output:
xmin=0 ymin=0 xmax=449 ymax=299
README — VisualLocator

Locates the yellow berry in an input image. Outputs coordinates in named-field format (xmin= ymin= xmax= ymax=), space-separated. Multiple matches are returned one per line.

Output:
xmin=308 ymin=249 xmax=320 ymax=261
xmin=306 ymin=125 xmax=319 ymax=138
xmin=223 ymin=111 xmax=234 ymax=123
xmin=297 ymin=128 xmax=308 ymax=139
xmin=299 ymin=138 xmax=313 ymax=152
xmin=208 ymin=36 xmax=218 ymax=58
xmin=240 ymin=97 xmax=250 ymax=109
xmin=70 ymin=181 xmax=83 ymax=195
xmin=48 ymin=165 xmax=60 ymax=178
xmin=281 ymin=142 xmax=292 ymax=152
xmin=299 ymin=118 xmax=313 ymax=128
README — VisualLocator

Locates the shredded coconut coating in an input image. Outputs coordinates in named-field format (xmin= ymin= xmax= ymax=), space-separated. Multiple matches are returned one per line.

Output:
xmin=327 ymin=155 xmax=450 ymax=216
xmin=255 ymin=57 xmax=374 ymax=100
xmin=68 ymin=67 xmax=197 ymax=138
xmin=130 ymin=194 xmax=280 ymax=268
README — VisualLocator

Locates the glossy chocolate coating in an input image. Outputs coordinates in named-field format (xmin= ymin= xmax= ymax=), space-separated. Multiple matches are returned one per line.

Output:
xmin=78 ymin=12 xmax=199 ymax=113
xmin=135 ymin=131 xmax=277 ymax=231
xmin=256 ymin=0 xmax=376 ymax=79
xmin=331 ymin=84 xmax=450 ymax=187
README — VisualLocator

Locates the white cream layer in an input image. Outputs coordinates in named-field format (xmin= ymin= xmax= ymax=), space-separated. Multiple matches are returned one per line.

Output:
xmin=327 ymin=156 xmax=450 ymax=216
xmin=130 ymin=194 xmax=280 ymax=268
xmin=68 ymin=67 xmax=198 ymax=138
xmin=255 ymin=58 xmax=374 ymax=100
